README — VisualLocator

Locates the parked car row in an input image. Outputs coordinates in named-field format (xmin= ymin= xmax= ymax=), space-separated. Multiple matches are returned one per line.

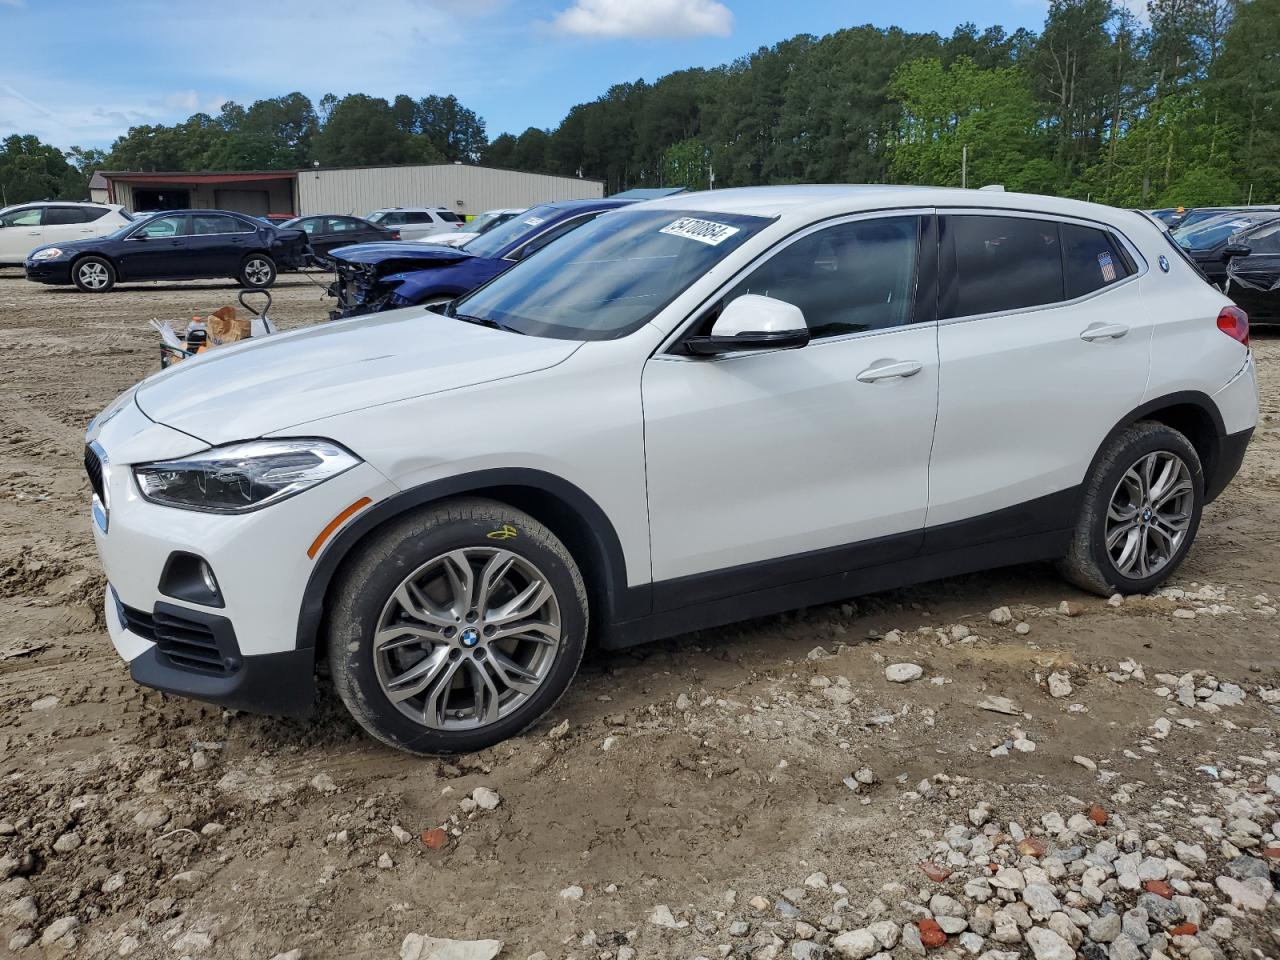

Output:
xmin=85 ymin=185 xmax=1258 ymax=753
xmin=1162 ymin=207 xmax=1280 ymax=324
xmin=22 ymin=209 xmax=310 ymax=292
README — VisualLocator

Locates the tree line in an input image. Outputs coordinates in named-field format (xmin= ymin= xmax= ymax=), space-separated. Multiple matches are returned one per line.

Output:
xmin=3 ymin=0 xmax=1277 ymax=210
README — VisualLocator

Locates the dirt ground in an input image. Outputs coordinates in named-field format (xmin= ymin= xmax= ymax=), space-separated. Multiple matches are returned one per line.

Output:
xmin=0 ymin=269 xmax=1276 ymax=960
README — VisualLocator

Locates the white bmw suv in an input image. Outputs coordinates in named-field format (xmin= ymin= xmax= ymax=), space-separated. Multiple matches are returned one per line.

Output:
xmin=85 ymin=186 xmax=1258 ymax=755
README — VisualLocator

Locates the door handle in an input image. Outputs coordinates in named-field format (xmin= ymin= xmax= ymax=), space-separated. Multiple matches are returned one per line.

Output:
xmin=1080 ymin=323 xmax=1129 ymax=341
xmin=856 ymin=359 xmax=924 ymax=383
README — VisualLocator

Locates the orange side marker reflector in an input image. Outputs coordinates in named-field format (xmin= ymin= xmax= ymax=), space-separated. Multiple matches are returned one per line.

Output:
xmin=307 ymin=497 xmax=372 ymax=559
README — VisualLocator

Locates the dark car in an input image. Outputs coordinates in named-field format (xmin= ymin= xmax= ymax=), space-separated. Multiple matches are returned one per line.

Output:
xmin=1172 ymin=210 xmax=1280 ymax=286
xmin=282 ymin=214 xmax=399 ymax=262
xmin=1225 ymin=219 xmax=1280 ymax=325
xmin=326 ymin=198 xmax=633 ymax=319
xmin=24 ymin=209 xmax=310 ymax=293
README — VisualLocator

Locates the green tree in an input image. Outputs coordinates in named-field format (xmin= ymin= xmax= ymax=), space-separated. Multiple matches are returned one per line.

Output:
xmin=889 ymin=57 xmax=1055 ymax=191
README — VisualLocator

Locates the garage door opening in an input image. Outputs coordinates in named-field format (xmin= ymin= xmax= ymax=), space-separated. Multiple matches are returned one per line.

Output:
xmin=134 ymin=189 xmax=190 ymax=211
xmin=214 ymin=189 xmax=271 ymax=216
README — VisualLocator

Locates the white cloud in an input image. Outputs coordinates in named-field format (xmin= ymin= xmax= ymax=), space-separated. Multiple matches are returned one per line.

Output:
xmin=553 ymin=0 xmax=733 ymax=38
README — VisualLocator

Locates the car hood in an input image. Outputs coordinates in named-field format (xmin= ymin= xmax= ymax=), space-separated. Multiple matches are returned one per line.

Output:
xmin=133 ymin=309 xmax=581 ymax=445
xmin=329 ymin=241 xmax=474 ymax=268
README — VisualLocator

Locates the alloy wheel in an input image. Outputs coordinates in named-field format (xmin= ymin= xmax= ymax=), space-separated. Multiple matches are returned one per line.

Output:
xmin=244 ymin=259 xmax=272 ymax=286
xmin=78 ymin=262 xmax=109 ymax=290
xmin=373 ymin=547 xmax=562 ymax=730
xmin=1105 ymin=450 xmax=1194 ymax=579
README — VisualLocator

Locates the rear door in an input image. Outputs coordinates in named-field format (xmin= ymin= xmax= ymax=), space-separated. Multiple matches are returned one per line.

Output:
xmin=41 ymin=205 xmax=100 ymax=244
xmin=0 ymin=206 xmax=45 ymax=262
xmin=117 ymin=214 xmax=192 ymax=278
xmin=189 ymin=213 xmax=256 ymax=274
xmin=926 ymin=211 xmax=1151 ymax=545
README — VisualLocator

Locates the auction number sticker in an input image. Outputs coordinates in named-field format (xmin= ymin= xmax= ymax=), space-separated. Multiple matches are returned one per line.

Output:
xmin=524 ymin=216 xmax=546 ymax=227
xmin=660 ymin=217 xmax=740 ymax=246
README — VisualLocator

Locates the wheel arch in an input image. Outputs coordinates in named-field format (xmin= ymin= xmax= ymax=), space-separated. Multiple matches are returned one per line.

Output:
xmin=296 ymin=468 xmax=638 ymax=656
xmin=1087 ymin=391 xmax=1226 ymax=503
xmin=70 ymin=250 xmax=118 ymax=280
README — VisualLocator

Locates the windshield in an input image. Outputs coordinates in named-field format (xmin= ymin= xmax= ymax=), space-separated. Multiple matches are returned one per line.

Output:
xmin=451 ymin=208 xmax=772 ymax=341
xmin=1241 ymin=220 xmax=1280 ymax=256
xmin=461 ymin=205 xmax=566 ymax=259
xmin=467 ymin=210 xmax=521 ymax=236
xmin=1175 ymin=213 xmax=1277 ymax=251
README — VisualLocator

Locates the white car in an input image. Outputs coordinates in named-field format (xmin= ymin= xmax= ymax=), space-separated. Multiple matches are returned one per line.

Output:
xmin=419 ymin=208 xmax=526 ymax=247
xmin=365 ymin=207 xmax=464 ymax=241
xmin=86 ymin=186 xmax=1258 ymax=755
xmin=0 ymin=202 xmax=132 ymax=265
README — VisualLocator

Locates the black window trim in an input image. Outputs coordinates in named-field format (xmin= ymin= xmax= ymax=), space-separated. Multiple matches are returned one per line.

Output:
xmin=937 ymin=207 xmax=1147 ymax=326
xmin=655 ymin=206 xmax=938 ymax=362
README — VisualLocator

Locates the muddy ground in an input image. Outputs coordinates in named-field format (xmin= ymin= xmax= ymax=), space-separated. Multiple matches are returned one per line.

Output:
xmin=0 ymin=270 xmax=1276 ymax=960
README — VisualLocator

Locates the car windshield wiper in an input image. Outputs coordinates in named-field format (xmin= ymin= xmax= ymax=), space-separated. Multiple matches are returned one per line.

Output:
xmin=446 ymin=307 xmax=524 ymax=335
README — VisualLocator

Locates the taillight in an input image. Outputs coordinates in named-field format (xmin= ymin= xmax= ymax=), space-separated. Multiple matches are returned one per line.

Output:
xmin=390 ymin=231 xmax=400 ymax=240
xmin=1216 ymin=305 xmax=1249 ymax=346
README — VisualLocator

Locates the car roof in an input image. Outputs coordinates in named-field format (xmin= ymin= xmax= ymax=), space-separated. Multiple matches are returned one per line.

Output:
xmin=628 ymin=184 xmax=1153 ymax=232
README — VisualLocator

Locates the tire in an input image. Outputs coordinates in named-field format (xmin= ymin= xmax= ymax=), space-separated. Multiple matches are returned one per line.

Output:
xmin=72 ymin=256 xmax=115 ymax=293
xmin=327 ymin=498 xmax=589 ymax=755
xmin=238 ymin=253 xmax=276 ymax=289
xmin=1058 ymin=421 xmax=1204 ymax=597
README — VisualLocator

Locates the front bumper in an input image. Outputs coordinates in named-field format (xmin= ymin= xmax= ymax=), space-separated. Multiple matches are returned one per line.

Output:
xmin=106 ymin=587 xmax=315 ymax=715
xmin=24 ymin=260 xmax=72 ymax=284
xmin=89 ymin=396 xmax=397 ymax=715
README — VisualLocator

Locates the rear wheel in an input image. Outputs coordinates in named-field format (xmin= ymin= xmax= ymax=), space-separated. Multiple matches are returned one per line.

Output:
xmin=327 ymin=498 xmax=588 ymax=755
xmin=72 ymin=256 xmax=115 ymax=292
xmin=239 ymin=254 xmax=276 ymax=289
xmin=1059 ymin=421 xmax=1203 ymax=596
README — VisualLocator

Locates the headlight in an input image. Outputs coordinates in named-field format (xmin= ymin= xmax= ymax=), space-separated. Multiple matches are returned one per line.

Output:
xmin=133 ymin=439 xmax=360 ymax=514
xmin=31 ymin=247 xmax=64 ymax=261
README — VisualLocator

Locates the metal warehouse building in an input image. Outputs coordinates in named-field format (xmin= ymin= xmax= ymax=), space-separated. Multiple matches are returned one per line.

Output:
xmin=90 ymin=164 xmax=604 ymax=219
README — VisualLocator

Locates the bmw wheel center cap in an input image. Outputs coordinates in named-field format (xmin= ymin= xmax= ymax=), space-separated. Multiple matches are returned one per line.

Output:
xmin=461 ymin=627 xmax=480 ymax=648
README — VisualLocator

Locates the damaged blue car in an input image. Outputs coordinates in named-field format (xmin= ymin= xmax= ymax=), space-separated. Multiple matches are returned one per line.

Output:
xmin=326 ymin=198 xmax=632 ymax=319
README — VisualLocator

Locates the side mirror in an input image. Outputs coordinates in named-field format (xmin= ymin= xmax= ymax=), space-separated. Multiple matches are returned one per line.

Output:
xmin=1223 ymin=242 xmax=1251 ymax=260
xmin=686 ymin=294 xmax=810 ymax=356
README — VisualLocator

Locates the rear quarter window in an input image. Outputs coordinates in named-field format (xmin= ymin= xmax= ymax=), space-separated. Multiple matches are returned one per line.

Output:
xmin=438 ymin=212 xmax=463 ymax=223
xmin=1061 ymin=223 xmax=1133 ymax=299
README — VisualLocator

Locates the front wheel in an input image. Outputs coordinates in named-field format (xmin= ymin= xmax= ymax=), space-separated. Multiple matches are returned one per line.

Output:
xmin=238 ymin=254 xmax=276 ymax=289
xmin=1058 ymin=421 xmax=1203 ymax=596
xmin=72 ymin=256 xmax=115 ymax=292
xmin=327 ymin=498 xmax=588 ymax=755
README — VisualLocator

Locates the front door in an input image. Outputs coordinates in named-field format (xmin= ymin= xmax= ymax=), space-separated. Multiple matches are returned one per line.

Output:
xmin=642 ymin=212 xmax=940 ymax=607
xmin=118 ymin=214 xmax=192 ymax=279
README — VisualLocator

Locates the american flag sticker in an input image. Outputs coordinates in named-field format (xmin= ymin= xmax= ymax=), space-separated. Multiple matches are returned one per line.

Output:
xmin=1098 ymin=251 xmax=1116 ymax=283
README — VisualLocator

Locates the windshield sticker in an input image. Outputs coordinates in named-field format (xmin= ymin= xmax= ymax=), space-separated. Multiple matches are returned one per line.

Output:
xmin=660 ymin=217 xmax=741 ymax=246
xmin=1098 ymin=251 xmax=1116 ymax=283
xmin=523 ymin=216 xmax=546 ymax=227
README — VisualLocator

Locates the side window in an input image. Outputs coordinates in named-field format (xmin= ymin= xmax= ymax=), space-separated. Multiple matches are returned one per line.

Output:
xmin=721 ymin=216 xmax=921 ymax=339
xmin=408 ymin=212 xmax=434 ymax=224
xmin=134 ymin=215 xmax=189 ymax=239
xmin=947 ymin=215 xmax=1063 ymax=318
xmin=1 ymin=207 xmax=43 ymax=227
xmin=84 ymin=206 xmax=111 ymax=222
xmin=192 ymin=214 xmax=247 ymax=235
xmin=377 ymin=212 xmax=405 ymax=225
xmin=325 ymin=217 xmax=359 ymax=233
xmin=1062 ymin=223 xmax=1133 ymax=299
xmin=438 ymin=211 xmax=463 ymax=223
xmin=44 ymin=207 xmax=91 ymax=225
xmin=296 ymin=218 xmax=318 ymax=235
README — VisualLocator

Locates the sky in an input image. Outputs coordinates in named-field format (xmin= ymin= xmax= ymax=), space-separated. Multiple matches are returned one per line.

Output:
xmin=0 ymin=0 xmax=1070 ymax=152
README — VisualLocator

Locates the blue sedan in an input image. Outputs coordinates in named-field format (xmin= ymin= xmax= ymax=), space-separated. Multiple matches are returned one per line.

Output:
xmin=326 ymin=198 xmax=632 ymax=319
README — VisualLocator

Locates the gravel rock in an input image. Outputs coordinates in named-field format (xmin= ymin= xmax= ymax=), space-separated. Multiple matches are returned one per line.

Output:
xmin=399 ymin=935 xmax=504 ymax=960
xmin=471 ymin=787 xmax=501 ymax=811
xmin=1025 ymin=928 xmax=1074 ymax=960
xmin=831 ymin=929 xmax=879 ymax=959
xmin=39 ymin=916 xmax=80 ymax=949
xmin=885 ymin=663 xmax=924 ymax=683
xmin=1047 ymin=672 xmax=1072 ymax=698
